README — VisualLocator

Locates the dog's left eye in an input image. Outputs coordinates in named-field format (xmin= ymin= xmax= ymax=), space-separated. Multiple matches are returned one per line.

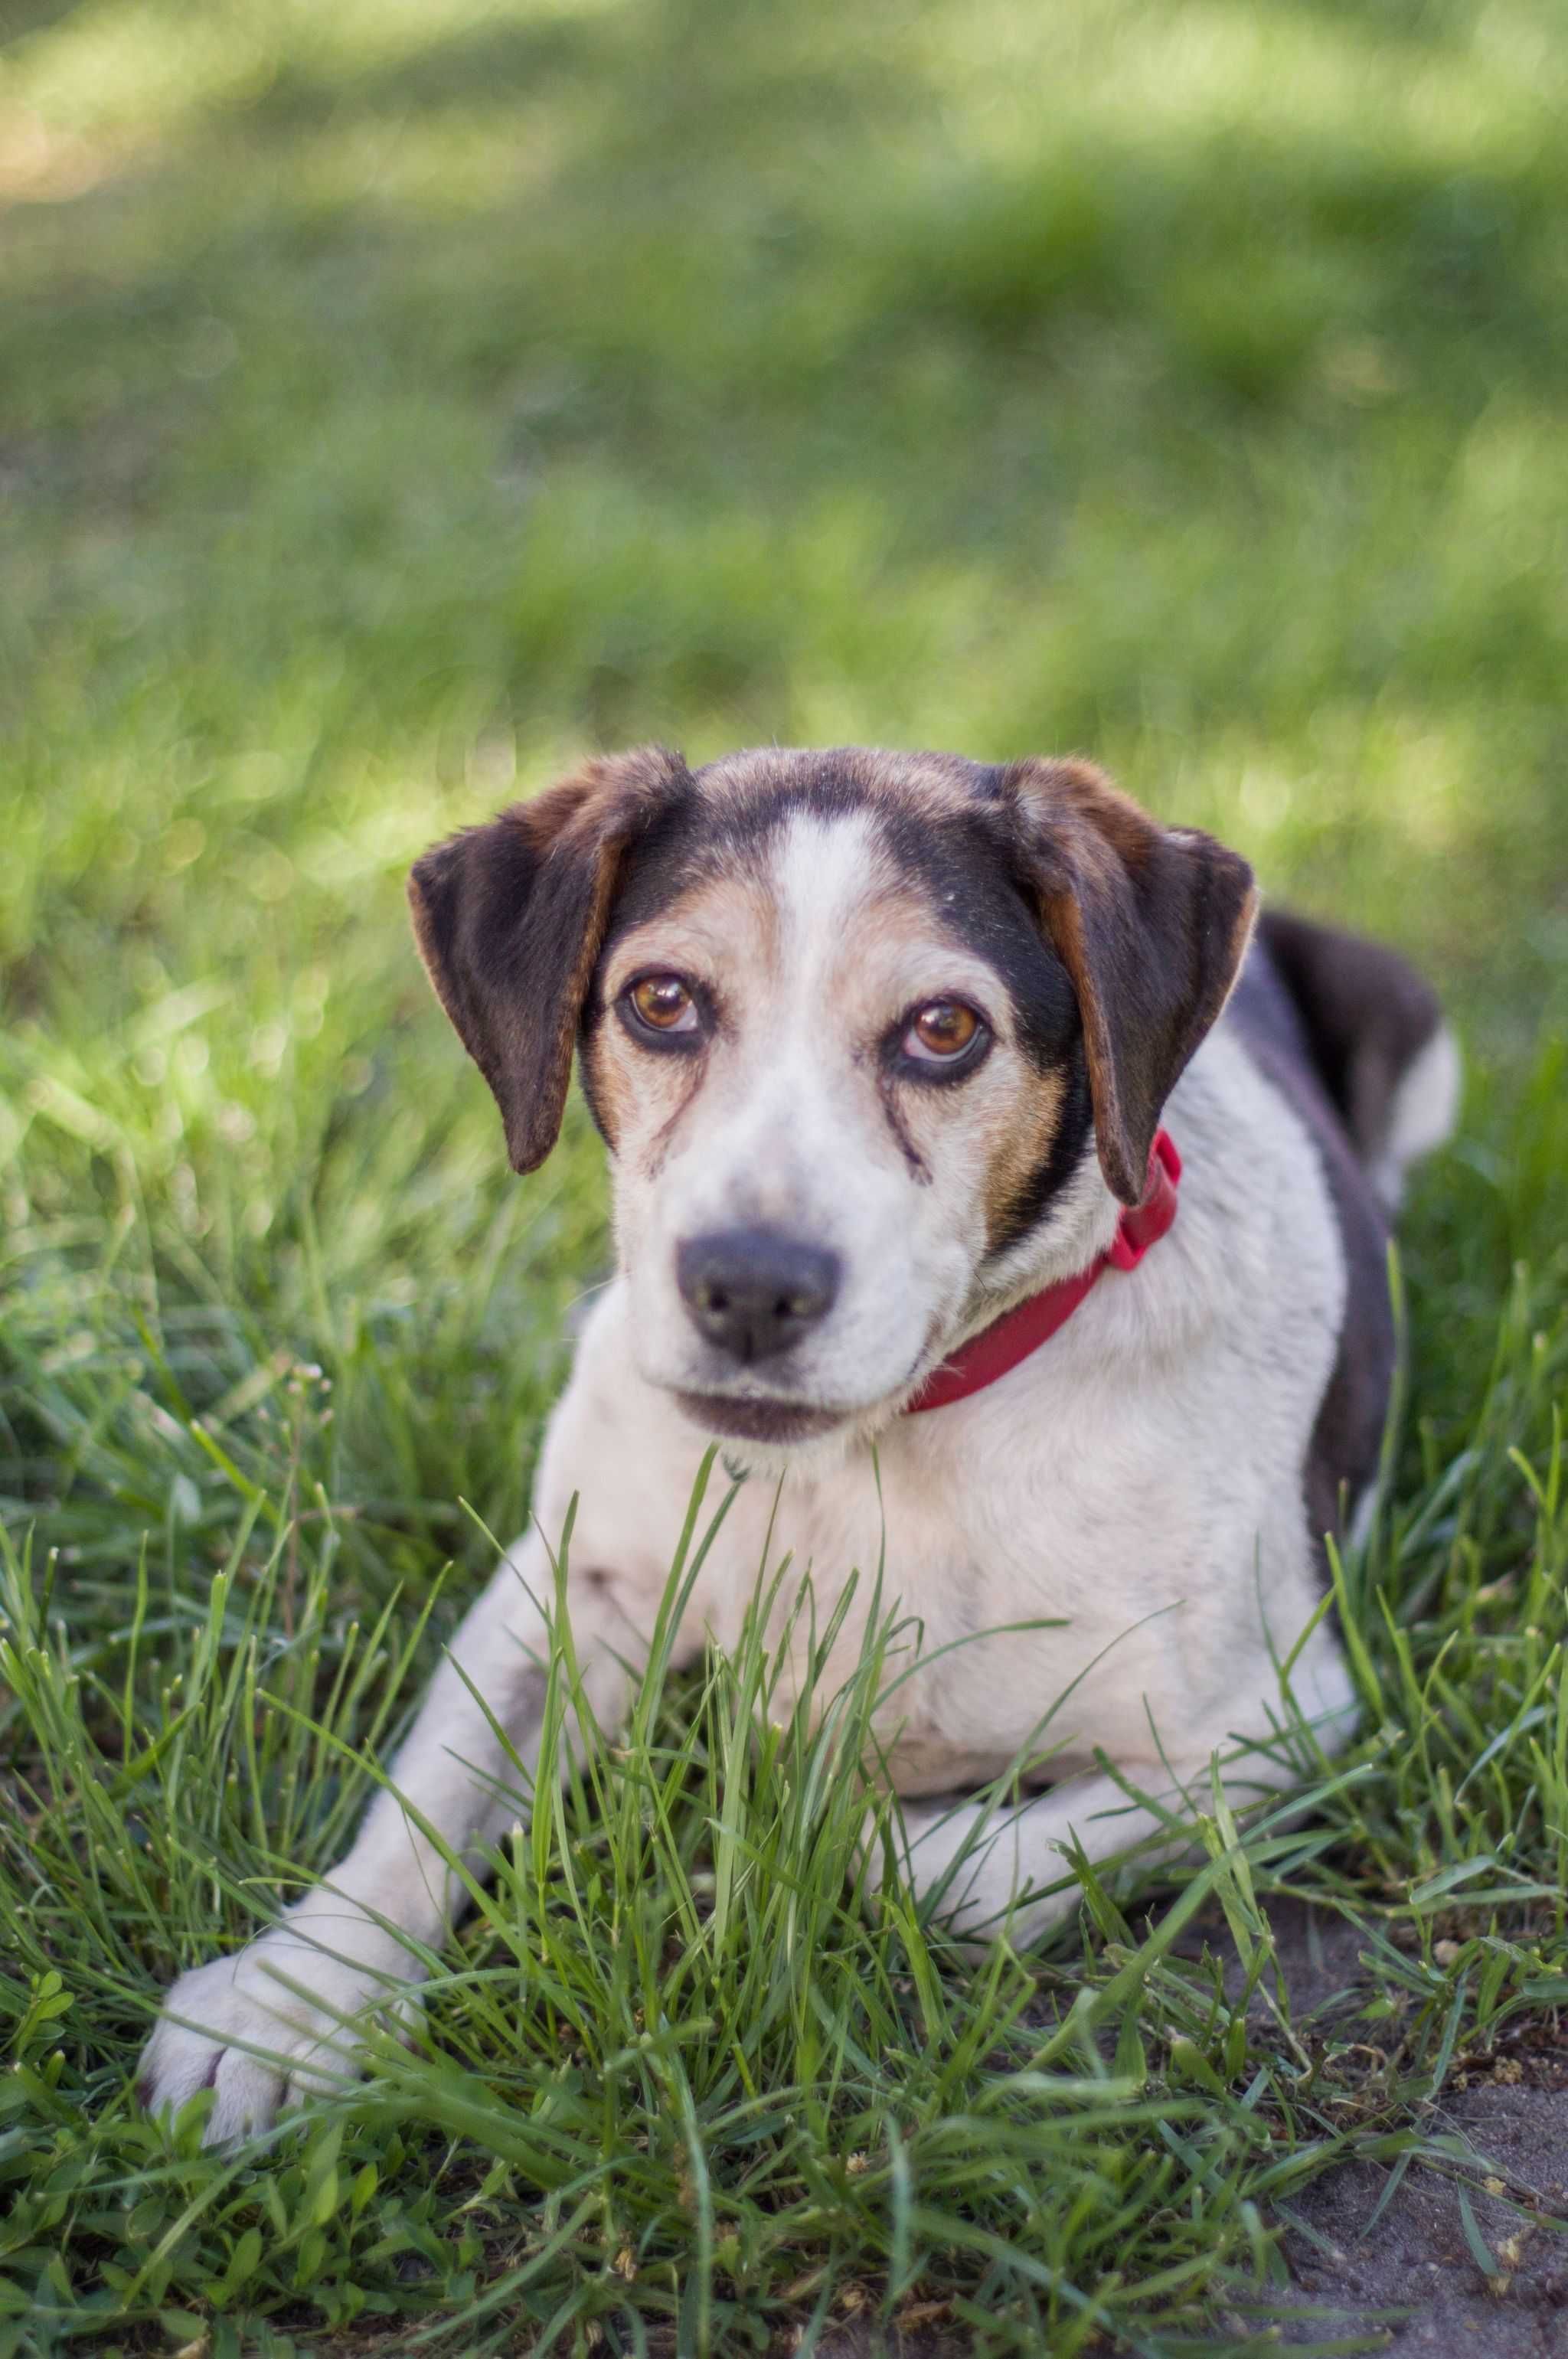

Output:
xmin=903 ymin=998 xmax=985 ymax=1063
xmin=625 ymin=974 xmax=699 ymax=1035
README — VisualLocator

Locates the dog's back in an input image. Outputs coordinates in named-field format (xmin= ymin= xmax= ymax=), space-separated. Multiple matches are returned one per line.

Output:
xmin=1250 ymin=908 xmax=1459 ymax=1211
xmin=1227 ymin=910 xmax=1460 ymax=1542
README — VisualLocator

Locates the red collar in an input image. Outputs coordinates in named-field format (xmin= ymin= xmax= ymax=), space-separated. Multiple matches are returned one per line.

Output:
xmin=904 ymin=1129 xmax=1182 ymax=1416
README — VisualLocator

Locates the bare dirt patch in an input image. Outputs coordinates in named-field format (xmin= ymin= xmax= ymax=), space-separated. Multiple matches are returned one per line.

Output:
xmin=1281 ymin=2083 xmax=1568 ymax=2353
xmin=1210 ymin=1899 xmax=1568 ymax=2354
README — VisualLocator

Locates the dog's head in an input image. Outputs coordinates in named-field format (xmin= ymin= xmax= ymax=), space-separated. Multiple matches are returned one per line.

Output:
xmin=410 ymin=747 xmax=1255 ymax=1449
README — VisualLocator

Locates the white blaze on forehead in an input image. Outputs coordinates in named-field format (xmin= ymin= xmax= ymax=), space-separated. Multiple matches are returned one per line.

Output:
xmin=657 ymin=807 xmax=900 ymax=1237
xmin=766 ymin=808 xmax=892 ymax=1002
xmin=611 ymin=788 xmax=1082 ymax=1422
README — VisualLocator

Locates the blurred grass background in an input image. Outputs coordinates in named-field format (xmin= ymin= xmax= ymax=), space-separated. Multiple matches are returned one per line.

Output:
xmin=5 ymin=0 xmax=1566 ymax=1016
xmin=3 ymin=3 xmax=1568 ymax=2347
xmin=2 ymin=0 xmax=1566 ymax=1888
xmin=3 ymin=0 xmax=1566 ymax=1857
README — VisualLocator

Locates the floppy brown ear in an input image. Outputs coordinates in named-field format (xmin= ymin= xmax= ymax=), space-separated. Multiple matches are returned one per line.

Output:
xmin=408 ymin=745 xmax=691 ymax=1172
xmin=1003 ymin=757 xmax=1257 ymax=1204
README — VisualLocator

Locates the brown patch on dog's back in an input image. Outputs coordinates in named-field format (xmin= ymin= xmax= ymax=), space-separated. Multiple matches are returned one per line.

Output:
xmin=1229 ymin=940 xmax=1396 ymax=1557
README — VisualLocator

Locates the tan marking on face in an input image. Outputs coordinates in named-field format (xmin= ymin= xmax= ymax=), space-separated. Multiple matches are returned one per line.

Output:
xmin=580 ymin=1021 xmax=632 ymax=1154
xmin=596 ymin=1018 xmax=710 ymax=1182
xmin=979 ymin=1067 xmax=1067 ymax=1255
xmin=642 ymin=1056 xmax=710 ymax=1180
xmin=598 ymin=835 xmax=1030 ymax=1212
xmin=600 ymin=862 xmax=781 ymax=1028
xmin=595 ymin=861 xmax=782 ymax=1175
xmin=1032 ymin=878 xmax=1125 ymax=1186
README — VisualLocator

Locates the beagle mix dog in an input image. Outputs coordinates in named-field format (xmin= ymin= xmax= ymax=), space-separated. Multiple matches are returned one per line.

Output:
xmin=142 ymin=746 xmax=1459 ymax=2142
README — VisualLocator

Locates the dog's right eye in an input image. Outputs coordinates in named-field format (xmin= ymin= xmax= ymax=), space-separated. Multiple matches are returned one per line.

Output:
xmin=623 ymin=973 xmax=700 ymax=1038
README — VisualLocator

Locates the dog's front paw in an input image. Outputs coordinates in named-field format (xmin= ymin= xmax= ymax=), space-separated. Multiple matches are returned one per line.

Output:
xmin=883 ymin=1796 xmax=1082 ymax=1955
xmin=139 ymin=1910 xmax=420 ymax=2145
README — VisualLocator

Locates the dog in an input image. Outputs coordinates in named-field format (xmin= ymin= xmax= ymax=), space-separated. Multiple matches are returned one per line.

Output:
xmin=140 ymin=744 xmax=1459 ymax=2142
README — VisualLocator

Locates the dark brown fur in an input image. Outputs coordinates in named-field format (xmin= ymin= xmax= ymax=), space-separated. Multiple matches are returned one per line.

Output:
xmin=1230 ymin=925 xmax=1403 ymax=1546
xmin=1002 ymin=759 xmax=1259 ymax=1204
xmin=407 ymin=747 xmax=692 ymax=1171
xmin=1257 ymin=907 xmax=1442 ymax=1171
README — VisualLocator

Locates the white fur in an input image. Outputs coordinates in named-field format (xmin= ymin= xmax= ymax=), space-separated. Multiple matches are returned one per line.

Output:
xmin=142 ymin=990 xmax=1371 ymax=2135
xmin=1368 ymin=1023 xmax=1461 ymax=1210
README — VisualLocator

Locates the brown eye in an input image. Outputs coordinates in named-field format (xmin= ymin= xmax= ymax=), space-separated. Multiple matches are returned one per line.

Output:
xmin=904 ymin=998 xmax=983 ymax=1062
xmin=626 ymin=974 xmax=698 ymax=1035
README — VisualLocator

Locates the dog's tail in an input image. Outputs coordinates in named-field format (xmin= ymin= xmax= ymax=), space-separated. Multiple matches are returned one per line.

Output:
xmin=1255 ymin=908 xmax=1461 ymax=1213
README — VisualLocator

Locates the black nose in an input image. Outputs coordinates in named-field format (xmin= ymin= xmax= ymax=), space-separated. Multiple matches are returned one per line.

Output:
xmin=676 ymin=1229 xmax=841 ymax=1364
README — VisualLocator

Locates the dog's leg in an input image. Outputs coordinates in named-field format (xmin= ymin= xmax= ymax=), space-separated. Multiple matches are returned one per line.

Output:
xmin=890 ymin=1743 xmax=1307 ymax=1954
xmin=139 ymin=1535 xmax=642 ymax=2143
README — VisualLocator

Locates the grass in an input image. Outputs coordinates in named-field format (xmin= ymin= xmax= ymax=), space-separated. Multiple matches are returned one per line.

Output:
xmin=2 ymin=0 xmax=1566 ymax=2348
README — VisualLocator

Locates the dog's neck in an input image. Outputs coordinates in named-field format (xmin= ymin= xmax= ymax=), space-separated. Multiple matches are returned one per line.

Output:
xmin=949 ymin=1129 xmax=1125 ymax=1349
xmin=906 ymin=1130 xmax=1181 ymax=1416
xmin=741 ymin=1136 xmax=1133 ymax=1472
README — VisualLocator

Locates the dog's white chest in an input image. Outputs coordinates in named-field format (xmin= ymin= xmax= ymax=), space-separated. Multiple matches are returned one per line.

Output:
xmin=757 ymin=1044 xmax=1347 ymax=1786
xmin=730 ymin=1366 xmax=1307 ymax=1791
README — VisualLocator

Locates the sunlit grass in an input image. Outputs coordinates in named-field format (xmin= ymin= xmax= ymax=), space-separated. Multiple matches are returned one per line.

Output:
xmin=2 ymin=0 xmax=1566 ymax=2344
